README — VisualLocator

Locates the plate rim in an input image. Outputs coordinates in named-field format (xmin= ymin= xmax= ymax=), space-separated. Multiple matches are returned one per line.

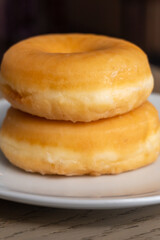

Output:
xmin=1 ymin=187 xmax=160 ymax=209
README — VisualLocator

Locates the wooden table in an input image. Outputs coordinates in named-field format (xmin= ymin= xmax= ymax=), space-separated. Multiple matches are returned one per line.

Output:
xmin=0 ymin=65 xmax=160 ymax=240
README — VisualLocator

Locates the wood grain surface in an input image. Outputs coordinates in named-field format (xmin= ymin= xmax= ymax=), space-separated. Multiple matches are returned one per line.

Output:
xmin=0 ymin=65 xmax=160 ymax=240
xmin=1 ymin=200 xmax=160 ymax=240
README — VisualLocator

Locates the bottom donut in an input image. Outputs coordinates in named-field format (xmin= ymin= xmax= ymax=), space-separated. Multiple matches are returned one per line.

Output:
xmin=0 ymin=101 xmax=160 ymax=176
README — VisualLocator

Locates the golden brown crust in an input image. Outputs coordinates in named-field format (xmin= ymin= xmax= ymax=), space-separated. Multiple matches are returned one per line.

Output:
xmin=0 ymin=101 xmax=159 ymax=175
xmin=0 ymin=34 xmax=153 ymax=122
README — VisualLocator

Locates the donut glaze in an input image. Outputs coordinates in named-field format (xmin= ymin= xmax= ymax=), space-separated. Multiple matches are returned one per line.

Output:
xmin=0 ymin=34 xmax=153 ymax=122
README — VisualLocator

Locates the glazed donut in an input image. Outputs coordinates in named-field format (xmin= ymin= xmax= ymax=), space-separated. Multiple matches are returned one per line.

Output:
xmin=0 ymin=101 xmax=159 ymax=176
xmin=0 ymin=34 xmax=153 ymax=122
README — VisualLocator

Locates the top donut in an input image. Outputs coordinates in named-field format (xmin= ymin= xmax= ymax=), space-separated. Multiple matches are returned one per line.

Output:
xmin=0 ymin=34 xmax=153 ymax=122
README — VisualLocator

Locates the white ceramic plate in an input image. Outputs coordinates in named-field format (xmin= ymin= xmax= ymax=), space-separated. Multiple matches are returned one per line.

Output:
xmin=0 ymin=94 xmax=160 ymax=209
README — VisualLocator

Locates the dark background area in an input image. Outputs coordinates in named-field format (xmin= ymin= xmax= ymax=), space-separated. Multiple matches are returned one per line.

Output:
xmin=0 ymin=0 xmax=160 ymax=65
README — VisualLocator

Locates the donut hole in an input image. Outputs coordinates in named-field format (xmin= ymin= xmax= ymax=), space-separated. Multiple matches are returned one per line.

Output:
xmin=39 ymin=42 xmax=106 ymax=54
xmin=29 ymin=34 xmax=112 ymax=54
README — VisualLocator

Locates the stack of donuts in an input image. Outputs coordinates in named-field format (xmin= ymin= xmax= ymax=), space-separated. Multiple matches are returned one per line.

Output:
xmin=0 ymin=34 xmax=159 ymax=176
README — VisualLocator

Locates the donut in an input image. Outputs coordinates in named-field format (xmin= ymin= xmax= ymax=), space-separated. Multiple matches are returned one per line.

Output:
xmin=0 ymin=101 xmax=159 ymax=176
xmin=0 ymin=34 xmax=153 ymax=122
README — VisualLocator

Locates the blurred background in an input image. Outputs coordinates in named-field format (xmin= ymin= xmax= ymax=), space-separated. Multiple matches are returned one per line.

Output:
xmin=0 ymin=0 xmax=160 ymax=67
